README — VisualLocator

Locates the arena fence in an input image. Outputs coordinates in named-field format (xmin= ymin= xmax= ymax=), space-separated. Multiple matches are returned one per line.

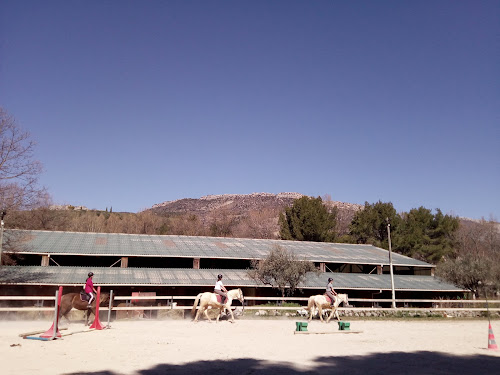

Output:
xmin=0 ymin=294 xmax=499 ymax=314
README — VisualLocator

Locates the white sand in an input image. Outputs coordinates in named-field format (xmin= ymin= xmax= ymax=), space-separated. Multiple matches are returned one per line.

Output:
xmin=1 ymin=318 xmax=499 ymax=375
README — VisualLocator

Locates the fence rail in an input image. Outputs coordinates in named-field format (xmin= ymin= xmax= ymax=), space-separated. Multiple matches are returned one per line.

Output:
xmin=0 ymin=294 xmax=499 ymax=313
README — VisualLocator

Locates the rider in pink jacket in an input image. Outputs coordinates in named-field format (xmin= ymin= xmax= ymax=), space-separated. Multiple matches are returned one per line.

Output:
xmin=85 ymin=272 xmax=98 ymax=307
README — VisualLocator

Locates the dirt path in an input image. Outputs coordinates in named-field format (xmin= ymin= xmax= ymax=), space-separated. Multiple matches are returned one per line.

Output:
xmin=1 ymin=319 xmax=499 ymax=374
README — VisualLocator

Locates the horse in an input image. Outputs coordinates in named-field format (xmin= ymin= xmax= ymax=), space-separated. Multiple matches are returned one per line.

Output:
xmin=305 ymin=293 xmax=349 ymax=323
xmin=59 ymin=292 xmax=110 ymax=326
xmin=191 ymin=288 xmax=244 ymax=323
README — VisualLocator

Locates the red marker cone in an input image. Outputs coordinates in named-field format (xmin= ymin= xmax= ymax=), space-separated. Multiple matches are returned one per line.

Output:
xmin=488 ymin=323 xmax=498 ymax=350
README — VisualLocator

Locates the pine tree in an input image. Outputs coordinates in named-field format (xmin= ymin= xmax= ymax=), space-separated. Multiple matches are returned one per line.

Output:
xmin=349 ymin=201 xmax=399 ymax=247
xmin=279 ymin=196 xmax=337 ymax=242
xmin=394 ymin=207 xmax=459 ymax=263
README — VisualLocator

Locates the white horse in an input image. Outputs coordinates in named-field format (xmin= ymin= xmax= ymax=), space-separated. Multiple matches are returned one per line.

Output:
xmin=305 ymin=293 xmax=349 ymax=323
xmin=191 ymin=288 xmax=244 ymax=323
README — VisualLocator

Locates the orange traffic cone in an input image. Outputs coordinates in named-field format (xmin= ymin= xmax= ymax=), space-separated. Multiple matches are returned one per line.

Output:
xmin=488 ymin=323 xmax=498 ymax=350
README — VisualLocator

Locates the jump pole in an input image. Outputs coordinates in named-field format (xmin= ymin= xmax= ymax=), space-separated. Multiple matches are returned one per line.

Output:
xmin=89 ymin=286 xmax=104 ymax=330
xmin=24 ymin=286 xmax=63 ymax=341
xmin=106 ymin=290 xmax=113 ymax=329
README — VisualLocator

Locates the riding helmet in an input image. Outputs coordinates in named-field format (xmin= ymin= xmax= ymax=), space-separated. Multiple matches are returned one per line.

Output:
xmin=218 ymin=274 xmax=223 ymax=279
xmin=328 ymin=278 xmax=333 ymax=282
xmin=88 ymin=272 xmax=94 ymax=277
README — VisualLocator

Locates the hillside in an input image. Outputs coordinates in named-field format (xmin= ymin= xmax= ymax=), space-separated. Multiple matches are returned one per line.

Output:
xmin=150 ymin=192 xmax=363 ymax=217
xmin=148 ymin=193 xmax=499 ymax=238
xmin=149 ymin=192 xmax=364 ymax=236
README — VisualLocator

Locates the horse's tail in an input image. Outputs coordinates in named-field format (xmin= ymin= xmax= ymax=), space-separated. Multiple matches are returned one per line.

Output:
xmin=305 ymin=296 xmax=314 ymax=311
xmin=59 ymin=293 xmax=76 ymax=318
xmin=191 ymin=293 xmax=203 ymax=318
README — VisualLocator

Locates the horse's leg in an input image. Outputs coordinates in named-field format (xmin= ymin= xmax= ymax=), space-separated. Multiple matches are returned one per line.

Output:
xmin=60 ymin=311 xmax=71 ymax=325
xmin=86 ymin=307 xmax=95 ymax=326
xmin=216 ymin=306 xmax=222 ymax=323
xmin=204 ymin=307 xmax=212 ymax=322
xmin=335 ymin=307 xmax=341 ymax=321
xmin=195 ymin=304 xmax=208 ymax=322
xmin=58 ymin=306 xmax=71 ymax=325
xmin=326 ymin=308 xmax=333 ymax=323
xmin=227 ymin=305 xmax=235 ymax=323
xmin=327 ymin=305 xmax=339 ymax=323
xmin=318 ymin=306 xmax=325 ymax=322
xmin=194 ymin=308 xmax=201 ymax=323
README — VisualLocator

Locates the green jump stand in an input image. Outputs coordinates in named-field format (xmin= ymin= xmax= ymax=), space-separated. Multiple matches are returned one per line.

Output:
xmin=338 ymin=321 xmax=350 ymax=331
xmin=295 ymin=321 xmax=308 ymax=332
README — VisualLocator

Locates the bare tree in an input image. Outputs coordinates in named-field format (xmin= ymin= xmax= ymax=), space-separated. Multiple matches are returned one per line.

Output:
xmin=0 ymin=108 xmax=44 ymax=211
xmin=248 ymin=244 xmax=318 ymax=299
xmin=437 ymin=219 xmax=500 ymax=297
xmin=169 ymin=214 xmax=206 ymax=236
xmin=233 ymin=208 xmax=280 ymax=239
xmin=208 ymin=208 xmax=237 ymax=237
xmin=21 ymin=194 xmax=62 ymax=230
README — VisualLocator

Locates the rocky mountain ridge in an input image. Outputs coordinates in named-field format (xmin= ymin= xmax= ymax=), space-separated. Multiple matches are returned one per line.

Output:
xmin=150 ymin=192 xmax=363 ymax=217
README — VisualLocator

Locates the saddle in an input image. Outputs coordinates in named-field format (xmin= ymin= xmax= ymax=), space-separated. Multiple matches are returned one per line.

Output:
xmin=324 ymin=294 xmax=333 ymax=304
xmin=216 ymin=295 xmax=225 ymax=304
xmin=80 ymin=292 xmax=90 ymax=303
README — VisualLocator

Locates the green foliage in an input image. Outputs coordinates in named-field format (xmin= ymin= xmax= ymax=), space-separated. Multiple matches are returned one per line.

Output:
xmin=348 ymin=201 xmax=399 ymax=247
xmin=248 ymin=244 xmax=318 ymax=297
xmin=394 ymin=208 xmax=459 ymax=263
xmin=348 ymin=202 xmax=459 ymax=264
xmin=279 ymin=196 xmax=337 ymax=242
xmin=259 ymin=302 xmax=301 ymax=308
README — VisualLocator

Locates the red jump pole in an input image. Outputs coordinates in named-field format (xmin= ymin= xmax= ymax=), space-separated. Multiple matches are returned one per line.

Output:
xmin=40 ymin=286 xmax=63 ymax=339
xmin=90 ymin=286 xmax=104 ymax=330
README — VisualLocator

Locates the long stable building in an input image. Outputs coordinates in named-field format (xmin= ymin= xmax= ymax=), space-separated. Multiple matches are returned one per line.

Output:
xmin=0 ymin=230 xmax=463 ymax=306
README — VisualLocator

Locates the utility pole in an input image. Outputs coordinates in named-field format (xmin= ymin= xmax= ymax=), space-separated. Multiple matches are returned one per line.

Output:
xmin=0 ymin=211 xmax=6 ymax=266
xmin=386 ymin=218 xmax=396 ymax=309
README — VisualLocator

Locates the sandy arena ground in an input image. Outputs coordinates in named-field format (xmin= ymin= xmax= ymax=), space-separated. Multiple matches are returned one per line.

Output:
xmin=0 ymin=318 xmax=499 ymax=375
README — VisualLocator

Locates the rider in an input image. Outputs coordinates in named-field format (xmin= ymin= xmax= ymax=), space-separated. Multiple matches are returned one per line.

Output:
xmin=326 ymin=277 xmax=337 ymax=307
xmin=214 ymin=274 xmax=228 ymax=305
xmin=84 ymin=272 xmax=98 ymax=308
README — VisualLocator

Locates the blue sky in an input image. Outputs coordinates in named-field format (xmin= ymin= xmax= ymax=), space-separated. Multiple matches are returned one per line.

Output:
xmin=1 ymin=1 xmax=498 ymax=219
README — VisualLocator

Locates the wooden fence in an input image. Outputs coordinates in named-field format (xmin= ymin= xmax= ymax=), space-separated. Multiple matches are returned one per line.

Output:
xmin=1 ymin=294 xmax=499 ymax=313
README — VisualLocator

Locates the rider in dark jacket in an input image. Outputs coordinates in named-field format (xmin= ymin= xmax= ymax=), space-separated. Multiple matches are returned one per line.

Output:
xmin=326 ymin=277 xmax=337 ymax=307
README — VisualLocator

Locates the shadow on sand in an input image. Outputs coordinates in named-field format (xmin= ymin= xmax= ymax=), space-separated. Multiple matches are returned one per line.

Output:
xmin=65 ymin=351 xmax=499 ymax=375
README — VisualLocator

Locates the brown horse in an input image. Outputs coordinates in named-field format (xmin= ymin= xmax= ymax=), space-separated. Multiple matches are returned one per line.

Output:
xmin=59 ymin=292 xmax=109 ymax=325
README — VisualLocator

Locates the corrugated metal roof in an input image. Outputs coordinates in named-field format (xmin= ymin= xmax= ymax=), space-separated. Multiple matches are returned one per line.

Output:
xmin=0 ymin=266 xmax=461 ymax=291
xmin=5 ymin=230 xmax=432 ymax=267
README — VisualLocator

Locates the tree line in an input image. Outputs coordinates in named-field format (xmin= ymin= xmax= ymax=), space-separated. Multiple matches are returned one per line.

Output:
xmin=279 ymin=196 xmax=499 ymax=297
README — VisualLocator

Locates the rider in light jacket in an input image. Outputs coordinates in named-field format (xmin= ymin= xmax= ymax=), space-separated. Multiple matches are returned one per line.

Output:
xmin=214 ymin=274 xmax=228 ymax=305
